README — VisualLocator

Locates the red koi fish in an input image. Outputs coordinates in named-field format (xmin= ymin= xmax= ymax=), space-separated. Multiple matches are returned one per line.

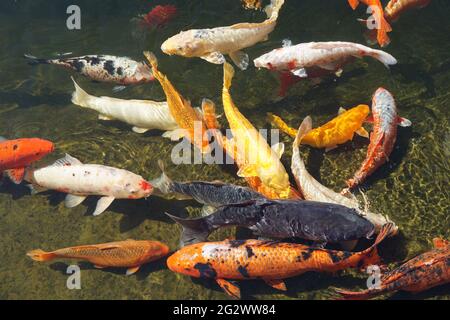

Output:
xmin=0 ymin=137 xmax=54 ymax=184
xmin=344 ymin=88 xmax=411 ymax=191
xmin=141 ymin=5 xmax=177 ymax=29
xmin=336 ymin=237 xmax=450 ymax=299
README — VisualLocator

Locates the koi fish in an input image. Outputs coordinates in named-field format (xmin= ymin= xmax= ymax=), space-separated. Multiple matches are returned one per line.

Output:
xmin=167 ymin=223 xmax=395 ymax=299
xmin=222 ymin=62 xmax=291 ymax=198
xmin=143 ymin=52 xmax=210 ymax=153
xmin=24 ymin=54 xmax=154 ymax=91
xmin=141 ymin=5 xmax=178 ymax=29
xmin=347 ymin=0 xmax=392 ymax=47
xmin=336 ymin=237 xmax=449 ymax=299
xmin=254 ymin=41 xmax=397 ymax=96
xmin=27 ymin=239 xmax=169 ymax=276
xmin=344 ymin=88 xmax=411 ymax=191
xmin=291 ymin=117 xmax=397 ymax=234
xmin=166 ymin=199 xmax=375 ymax=247
xmin=71 ymin=77 xmax=179 ymax=135
xmin=161 ymin=0 xmax=285 ymax=70
xmin=384 ymin=0 xmax=432 ymax=22
xmin=24 ymin=154 xmax=153 ymax=216
xmin=200 ymin=96 xmax=300 ymax=200
xmin=151 ymin=160 xmax=265 ymax=215
xmin=0 ymin=137 xmax=54 ymax=184
xmin=241 ymin=0 xmax=263 ymax=10
xmin=268 ymin=104 xmax=370 ymax=151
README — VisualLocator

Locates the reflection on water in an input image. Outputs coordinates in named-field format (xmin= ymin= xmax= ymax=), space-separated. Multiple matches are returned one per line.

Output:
xmin=0 ymin=0 xmax=449 ymax=299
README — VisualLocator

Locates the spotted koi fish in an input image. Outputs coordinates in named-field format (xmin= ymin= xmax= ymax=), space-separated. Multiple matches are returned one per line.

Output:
xmin=291 ymin=117 xmax=396 ymax=235
xmin=336 ymin=237 xmax=449 ymax=299
xmin=0 ymin=137 xmax=54 ymax=184
xmin=24 ymin=54 xmax=154 ymax=86
xmin=27 ymin=239 xmax=169 ymax=276
xmin=166 ymin=199 xmax=375 ymax=247
xmin=344 ymin=88 xmax=411 ymax=191
xmin=161 ymin=0 xmax=284 ymax=70
xmin=167 ymin=223 xmax=395 ymax=299
xmin=254 ymin=41 xmax=397 ymax=96
xmin=24 ymin=154 xmax=153 ymax=216
xmin=268 ymin=104 xmax=370 ymax=151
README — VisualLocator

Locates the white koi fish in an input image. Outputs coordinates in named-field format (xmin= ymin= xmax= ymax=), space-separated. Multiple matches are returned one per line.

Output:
xmin=25 ymin=154 xmax=153 ymax=216
xmin=71 ymin=77 xmax=179 ymax=135
xmin=291 ymin=117 xmax=396 ymax=234
xmin=161 ymin=0 xmax=285 ymax=70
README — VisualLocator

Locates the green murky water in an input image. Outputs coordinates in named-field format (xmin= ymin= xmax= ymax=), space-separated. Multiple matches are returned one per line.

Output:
xmin=0 ymin=0 xmax=449 ymax=300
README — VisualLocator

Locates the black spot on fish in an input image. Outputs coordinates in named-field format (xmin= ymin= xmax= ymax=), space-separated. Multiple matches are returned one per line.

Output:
xmin=238 ymin=265 xmax=250 ymax=278
xmin=89 ymin=56 xmax=101 ymax=65
xmin=328 ymin=251 xmax=353 ymax=264
xmin=300 ymin=248 xmax=314 ymax=261
xmin=194 ymin=263 xmax=217 ymax=278
xmin=103 ymin=60 xmax=116 ymax=76
xmin=116 ymin=67 xmax=123 ymax=76
xmin=245 ymin=246 xmax=255 ymax=258
xmin=70 ymin=60 xmax=85 ymax=72
xmin=13 ymin=144 xmax=18 ymax=150
xmin=228 ymin=240 xmax=245 ymax=248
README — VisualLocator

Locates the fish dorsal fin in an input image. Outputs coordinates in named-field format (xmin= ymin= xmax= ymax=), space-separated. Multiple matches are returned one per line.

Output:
xmin=338 ymin=107 xmax=347 ymax=115
xmin=52 ymin=154 xmax=83 ymax=167
xmin=282 ymin=39 xmax=292 ymax=47
xmin=271 ymin=142 xmax=285 ymax=158
xmin=216 ymin=279 xmax=241 ymax=299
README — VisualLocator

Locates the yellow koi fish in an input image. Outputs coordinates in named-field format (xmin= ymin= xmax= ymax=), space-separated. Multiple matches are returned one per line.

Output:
xmin=268 ymin=104 xmax=370 ymax=151
xmin=144 ymin=52 xmax=210 ymax=154
xmin=222 ymin=62 xmax=291 ymax=198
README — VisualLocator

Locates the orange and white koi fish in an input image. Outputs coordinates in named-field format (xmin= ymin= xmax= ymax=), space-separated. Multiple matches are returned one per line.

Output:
xmin=167 ymin=223 xmax=395 ymax=299
xmin=291 ymin=117 xmax=396 ymax=234
xmin=384 ymin=0 xmax=432 ymax=22
xmin=347 ymin=0 xmax=393 ymax=47
xmin=222 ymin=62 xmax=291 ymax=198
xmin=161 ymin=0 xmax=285 ymax=70
xmin=25 ymin=154 xmax=153 ymax=216
xmin=27 ymin=239 xmax=169 ymax=276
xmin=144 ymin=52 xmax=210 ymax=154
xmin=344 ymin=88 xmax=411 ymax=191
xmin=268 ymin=104 xmax=370 ymax=151
xmin=0 ymin=137 xmax=54 ymax=184
xmin=336 ymin=237 xmax=449 ymax=299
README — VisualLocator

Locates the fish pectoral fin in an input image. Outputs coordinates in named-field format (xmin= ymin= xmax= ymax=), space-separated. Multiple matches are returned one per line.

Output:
xmin=52 ymin=154 xmax=83 ymax=167
xmin=338 ymin=107 xmax=347 ymax=115
xmin=162 ymin=129 xmax=186 ymax=141
xmin=397 ymin=117 xmax=412 ymax=127
xmin=65 ymin=194 xmax=87 ymax=208
xmin=237 ymin=165 xmax=258 ymax=178
xmin=92 ymin=196 xmax=115 ymax=216
xmin=264 ymin=279 xmax=287 ymax=291
xmin=5 ymin=168 xmax=26 ymax=184
xmin=432 ymin=238 xmax=449 ymax=249
xmin=132 ymin=127 xmax=149 ymax=134
xmin=201 ymin=52 xmax=226 ymax=65
xmin=291 ymin=68 xmax=308 ymax=78
xmin=27 ymin=184 xmax=48 ymax=195
xmin=94 ymin=264 xmax=106 ymax=269
xmin=355 ymin=127 xmax=369 ymax=139
xmin=335 ymin=68 xmax=344 ymax=77
xmin=271 ymin=142 xmax=285 ymax=158
xmin=229 ymin=51 xmax=249 ymax=71
xmin=98 ymin=114 xmax=114 ymax=121
xmin=325 ymin=145 xmax=338 ymax=152
xmin=126 ymin=266 xmax=141 ymax=276
xmin=216 ymin=279 xmax=241 ymax=299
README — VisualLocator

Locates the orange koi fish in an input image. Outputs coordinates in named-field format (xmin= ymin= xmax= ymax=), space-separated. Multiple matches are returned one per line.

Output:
xmin=0 ymin=137 xmax=54 ymax=184
xmin=348 ymin=0 xmax=393 ymax=47
xmin=344 ymin=88 xmax=411 ymax=191
xmin=27 ymin=239 xmax=169 ymax=275
xmin=336 ymin=237 xmax=449 ymax=299
xmin=384 ymin=0 xmax=432 ymax=22
xmin=144 ymin=52 xmax=210 ymax=154
xmin=168 ymin=223 xmax=395 ymax=299
xmin=268 ymin=105 xmax=370 ymax=151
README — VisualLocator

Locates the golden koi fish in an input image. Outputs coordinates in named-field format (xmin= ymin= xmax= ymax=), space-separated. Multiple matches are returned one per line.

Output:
xmin=144 ymin=52 xmax=210 ymax=154
xmin=268 ymin=105 xmax=370 ymax=151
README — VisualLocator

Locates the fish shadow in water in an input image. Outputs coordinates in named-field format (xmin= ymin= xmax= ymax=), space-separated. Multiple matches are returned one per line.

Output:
xmin=0 ymin=180 xmax=30 ymax=200
xmin=391 ymin=63 xmax=436 ymax=99
xmin=0 ymin=88 xmax=69 ymax=109
xmin=388 ymin=283 xmax=450 ymax=300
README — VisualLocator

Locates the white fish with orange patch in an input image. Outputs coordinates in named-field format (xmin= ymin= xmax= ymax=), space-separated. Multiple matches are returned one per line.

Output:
xmin=25 ymin=154 xmax=153 ymax=216
xmin=161 ymin=0 xmax=285 ymax=70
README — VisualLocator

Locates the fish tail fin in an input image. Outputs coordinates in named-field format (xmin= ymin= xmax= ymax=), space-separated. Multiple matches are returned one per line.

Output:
xmin=223 ymin=62 xmax=235 ymax=91
xmin=347 ymin=0 xmax=360 ymax=10
xmin=366 ymin=48 xmax=397 ymax=68
xmin=334 ymin=288 xmax=376 ymax=300
xmin=373 ymin=8 xmax=392 ymax=47
xmin=165 ymin=212 xmax=212 ymax=247
xmin=71 ymin=77 xmax=91 ymax=108
xmin=293 ymin=116 xmax=313 ymax=148
xmin=358 ymin=223 xmax=396 ymax=270
xmin=26 ymin=249 xmax=56 ymax=262
xmin=150 ymin=160 xmax=174 ymax=195
xmin=265 ymin=0 xmax=285 ymax=21
xmin=24 ymin=54 xmax=50 ymax=65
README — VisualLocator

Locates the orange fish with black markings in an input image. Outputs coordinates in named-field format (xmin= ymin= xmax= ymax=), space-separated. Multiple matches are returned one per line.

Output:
xmin=27 ymin=239 xmax=170 ymax=276
xmin=336 ymin=237 xmax=450 ymax=299
xmin=167 ymin=223 xmax=395 ymax=299
xmin=0 ymin=137 xmax=54 ymax=184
